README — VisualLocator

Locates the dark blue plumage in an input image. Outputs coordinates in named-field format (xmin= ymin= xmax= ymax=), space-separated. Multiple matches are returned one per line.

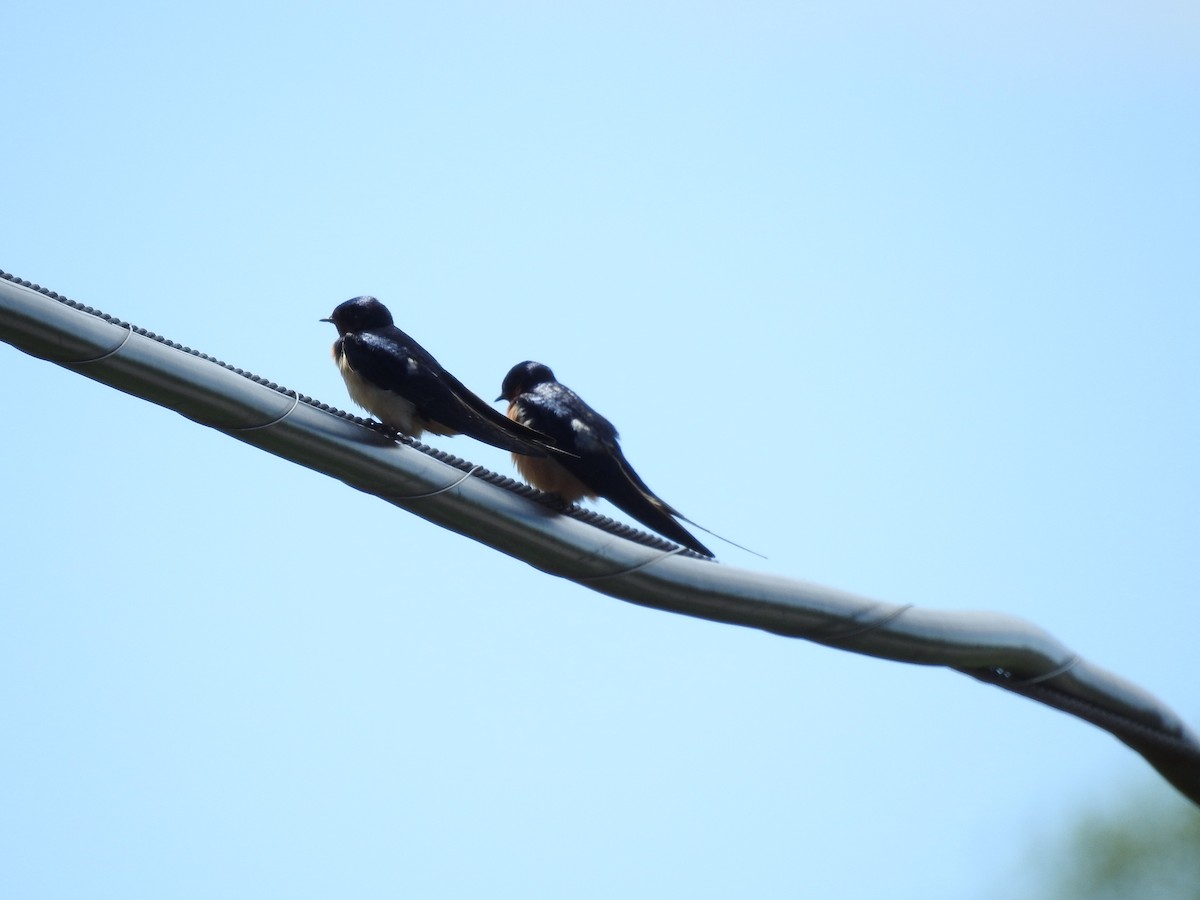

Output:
xmin=498 ymin=360 xmax=714 ymax=557
xmin=323 ymin=297 xmax=562 ymax=457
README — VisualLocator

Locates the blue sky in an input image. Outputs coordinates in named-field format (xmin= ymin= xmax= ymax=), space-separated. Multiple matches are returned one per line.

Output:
xmin=2 ymin=3 xmax=1198 ymax=897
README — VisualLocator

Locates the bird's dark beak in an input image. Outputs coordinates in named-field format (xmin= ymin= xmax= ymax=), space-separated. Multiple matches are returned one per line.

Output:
xmin=495 ymin=393 xmax=505 ymax=403
xmin=319 ymin=317 xmax=334 ymax=324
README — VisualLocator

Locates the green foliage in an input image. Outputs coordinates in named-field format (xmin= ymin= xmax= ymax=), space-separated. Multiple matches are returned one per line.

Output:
xmin=1035 ymin=787 xmax=1200 ymax=900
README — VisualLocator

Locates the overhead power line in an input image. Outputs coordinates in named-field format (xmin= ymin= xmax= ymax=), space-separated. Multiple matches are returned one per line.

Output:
xmin=2 ymin=269 xmax=1198 ymax=806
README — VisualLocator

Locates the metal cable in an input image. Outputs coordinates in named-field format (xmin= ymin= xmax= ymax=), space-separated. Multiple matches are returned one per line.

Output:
xmin=2 ymin=269 xmax=1197 ymax=806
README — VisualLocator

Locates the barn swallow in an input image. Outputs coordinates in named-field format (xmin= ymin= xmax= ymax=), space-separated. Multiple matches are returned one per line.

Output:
xmin=497 ymin=360 xmax=715 ymax=557
xmin=322 ymin=297 xmax=565 ymax=458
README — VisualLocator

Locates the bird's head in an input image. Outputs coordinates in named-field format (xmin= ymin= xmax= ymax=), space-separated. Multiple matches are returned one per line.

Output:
xmin=321 ymin=296 xmax=394 ymax=335
xmin=497 ymin=360 xmax=557 ymax=402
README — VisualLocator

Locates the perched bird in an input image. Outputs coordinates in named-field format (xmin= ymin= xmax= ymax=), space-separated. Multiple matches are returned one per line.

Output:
xmin=323 ymin=297 xmax=564 ymax=457
xmin=497 ymin=360 xmax=714 ymax=557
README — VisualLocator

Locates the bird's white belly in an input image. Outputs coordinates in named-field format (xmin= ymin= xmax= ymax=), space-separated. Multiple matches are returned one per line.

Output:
xmin=338 ymin=355 xmax=423 ymax=436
